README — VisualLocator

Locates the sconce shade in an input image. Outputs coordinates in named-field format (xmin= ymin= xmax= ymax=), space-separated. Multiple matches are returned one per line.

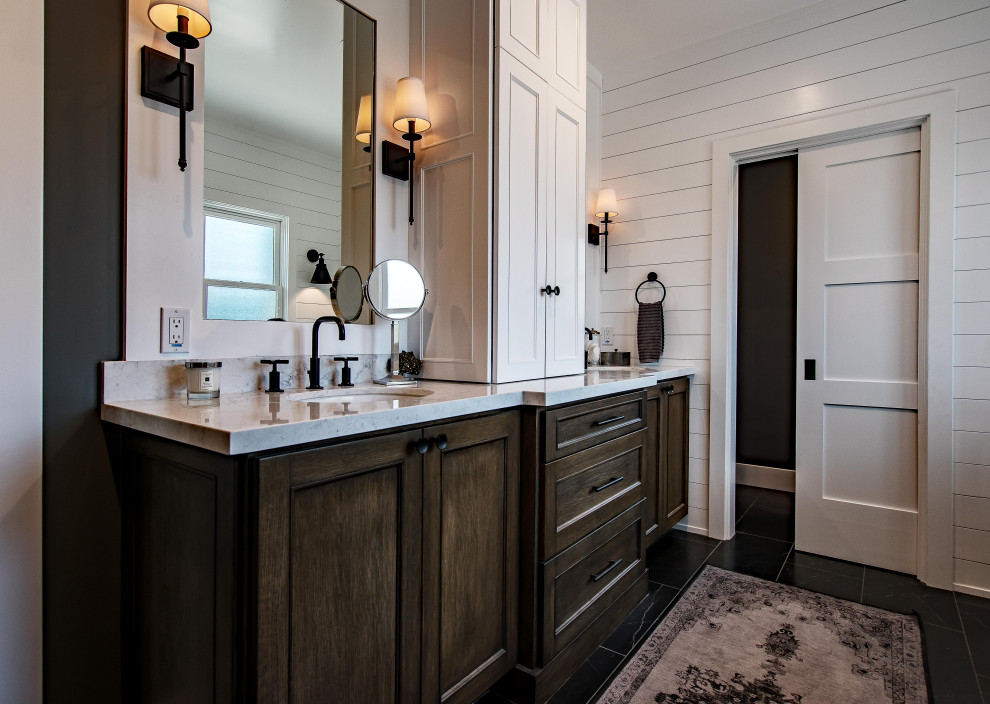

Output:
xmin=355 ymin=94 xmax=373 ymax=144
xmin=595 ymin=188 xmax=618 ymax=218
xmin=307 ymin=250 xmax=333 ymax=285
xmin=148 ymin=0 xmax=212 ymax=38
xmin=392 ymin=77 xmax=431 ymax=133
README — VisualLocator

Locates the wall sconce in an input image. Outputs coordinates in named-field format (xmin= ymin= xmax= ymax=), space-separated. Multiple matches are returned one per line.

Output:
xmin=307 ymin=250 xmax=333 ymax=285
xmin=355 ymin=94 xmax=373 ymax=153
xmin=141 ymin=0 xmax=212 ymax=172
xmin=593 ymin=188 xmax=618 ymax=273
xmin=381 ymin=77 xmax=432 ymax=225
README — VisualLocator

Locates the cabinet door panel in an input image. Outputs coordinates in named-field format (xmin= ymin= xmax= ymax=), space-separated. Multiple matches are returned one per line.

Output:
xmin=255 ymin=431 xmax=422 ymax=704
xmin=548 ymin=0 xmax=586 ymax=106
xmin=496 ymin=49 xmax=548 ymax=383
xmin=545 ymin=87 xmax=586 ymax=377
xmin=498 ymin=0 xmax=550 ymax=77
xmin=660 ymin=378 xmax=691 ymax=532
xmin=423 ymin=413 xmax=520 ymax=704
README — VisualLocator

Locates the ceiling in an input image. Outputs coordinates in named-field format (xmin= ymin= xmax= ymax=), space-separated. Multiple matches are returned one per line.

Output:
xmin=587 ymin=0 xmax=828 ymax=78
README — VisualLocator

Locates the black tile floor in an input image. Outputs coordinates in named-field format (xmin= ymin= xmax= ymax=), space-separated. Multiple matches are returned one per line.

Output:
xmin=477 ymin=485 xmax=990 ymax=704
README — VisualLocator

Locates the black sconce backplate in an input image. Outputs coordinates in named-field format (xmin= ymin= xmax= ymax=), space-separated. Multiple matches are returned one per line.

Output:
xmin=381 ymin=140 xmax=410 ymax=181
xmin=140 ymin=46 xmax=194 ymax=110
xmin=588 ymin=223 xmax=601 ymax=246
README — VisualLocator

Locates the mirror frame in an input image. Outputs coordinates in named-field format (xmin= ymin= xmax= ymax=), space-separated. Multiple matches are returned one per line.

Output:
xmin=329 ymin=265 xmax=365 ymax=322
xmin=363 ymin=259 xmax=427 ymax=321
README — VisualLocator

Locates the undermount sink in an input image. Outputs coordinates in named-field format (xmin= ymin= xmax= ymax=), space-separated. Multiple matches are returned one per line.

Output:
xmin=286 ymin=387 xmax=434 ymax=404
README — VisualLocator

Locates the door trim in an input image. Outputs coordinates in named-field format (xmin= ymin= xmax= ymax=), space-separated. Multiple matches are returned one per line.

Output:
xmin=709 ymin=91 xmax=956 ymax=589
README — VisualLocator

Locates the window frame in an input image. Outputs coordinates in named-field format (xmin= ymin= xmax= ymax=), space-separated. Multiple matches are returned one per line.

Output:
xmin=203 ymin=201 xmax=290 ymax=321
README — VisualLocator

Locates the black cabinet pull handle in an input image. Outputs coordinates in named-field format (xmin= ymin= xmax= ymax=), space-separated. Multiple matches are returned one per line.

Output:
xmin=415 ymin=438 xmax=430 ymax=455
xmin=592 ymin=476 xmax=624 ymax=492
xmin=553 ymin=285 xmax=560 ymax=296
xmin=591 ymin=559 xmax=623 ymax=583
xmin=434 ymin=434 xmax=448 ymax=450
xmin=595 ymin=415 xmax=625 ymax=426
xmin=662 ymin=385 xmax=675 ymax=394
xmin=541 ymin=285 xmax=553 ymax=295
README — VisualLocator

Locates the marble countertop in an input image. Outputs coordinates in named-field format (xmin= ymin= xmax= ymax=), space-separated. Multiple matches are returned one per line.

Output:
xmin=102 ymin=366 xmax=695 ymax=455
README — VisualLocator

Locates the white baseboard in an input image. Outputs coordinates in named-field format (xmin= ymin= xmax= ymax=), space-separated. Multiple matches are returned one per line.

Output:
xmin=954 ymin=582 xmax=990 ymax=600
xmin=674 ymin=522 xmax=710 ymax=537
xmin=737 ymin=463 xmax=795 ymax=493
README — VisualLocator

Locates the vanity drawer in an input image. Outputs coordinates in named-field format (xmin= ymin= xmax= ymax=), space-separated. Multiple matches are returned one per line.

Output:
xmin=545 ymin=390 xmax=647 ymax=462
xmin=542 ymin=430 xmax=646 ymax=559
xmin=540 ymin=500 xmax=645 ymax=663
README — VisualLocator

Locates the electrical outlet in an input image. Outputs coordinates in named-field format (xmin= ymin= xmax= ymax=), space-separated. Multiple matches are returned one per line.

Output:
xmin=602 ymin=326 xmax=614 ymax=346
xmin=160 ymin=307 xmax=190 ymax=354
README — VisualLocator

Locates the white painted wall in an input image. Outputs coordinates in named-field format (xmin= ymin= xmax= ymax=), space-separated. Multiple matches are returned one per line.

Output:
xmin=596 ymin=0 xmax=990 ymax=591
xmin=125 ymin=0 xmax=411 ymax=360
xmin=0 ymin=0 xmax=43 ymax=699
xmin=204 ymin=121 xmax=342 ymax=321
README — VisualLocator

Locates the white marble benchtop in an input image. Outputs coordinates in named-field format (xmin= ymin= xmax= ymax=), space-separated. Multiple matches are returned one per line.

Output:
xmin=101 ymin=365 xmax=695 ymax=455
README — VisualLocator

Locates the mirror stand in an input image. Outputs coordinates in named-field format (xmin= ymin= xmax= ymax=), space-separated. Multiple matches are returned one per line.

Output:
xmin=375 ymin=320 xmax=417 ymax=387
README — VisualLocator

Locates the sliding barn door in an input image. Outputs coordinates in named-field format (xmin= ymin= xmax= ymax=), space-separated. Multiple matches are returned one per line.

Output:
xmin=795 ymin=129 xmax=921 ymax=575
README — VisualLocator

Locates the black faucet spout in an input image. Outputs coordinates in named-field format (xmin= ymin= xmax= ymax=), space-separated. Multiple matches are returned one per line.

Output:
xmin=307 ymin=316 xmax=346 ymax=389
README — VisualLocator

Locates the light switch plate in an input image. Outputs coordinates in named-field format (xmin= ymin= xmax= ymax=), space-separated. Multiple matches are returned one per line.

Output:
xmin=161 ymin=307 xmax=190 ymax=354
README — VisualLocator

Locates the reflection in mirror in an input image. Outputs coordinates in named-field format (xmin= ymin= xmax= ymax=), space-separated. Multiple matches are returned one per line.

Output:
xmin=365 ymin=260 xmax=427 ymax=321
xmin=203 ymin=0 xmax=375 ymax=323
xmin=330 ymin=265 xmax=365 ymax=322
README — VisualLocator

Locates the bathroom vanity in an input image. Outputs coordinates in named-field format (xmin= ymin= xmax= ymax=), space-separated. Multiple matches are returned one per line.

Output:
xmin=102 ymin=367 xmax=693 ymax=704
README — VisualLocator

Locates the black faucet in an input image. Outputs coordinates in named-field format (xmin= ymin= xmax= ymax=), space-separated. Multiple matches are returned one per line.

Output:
xmin=307 ymin=316 xmax=346 ymax=389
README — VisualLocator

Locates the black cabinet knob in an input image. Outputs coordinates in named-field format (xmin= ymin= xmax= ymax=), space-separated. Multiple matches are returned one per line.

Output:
xmin=553 ymin=285 xmax=560 ymax=296
xmin=415 ymin=438 xmax=430 ymax=455
xmin=434 ymin=434 xmax=448 ymax=450
xmin=542 ymin=285 xmax=553 ymax=295
xmin=661 ymin=384 xmax=674 ymax=394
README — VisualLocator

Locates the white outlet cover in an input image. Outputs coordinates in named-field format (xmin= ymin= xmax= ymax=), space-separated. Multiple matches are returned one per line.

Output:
xmin=602 ymin=326 xmax=614 ymax=346
xmin=160 ymin=307 xmax=190 ymax=354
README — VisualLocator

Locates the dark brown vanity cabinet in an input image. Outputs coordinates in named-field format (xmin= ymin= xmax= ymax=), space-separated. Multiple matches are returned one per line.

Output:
xmin=644 ymin=377 xmax=692 ymax=546
xmin=117 ymin=411 xmax=520 ymax=704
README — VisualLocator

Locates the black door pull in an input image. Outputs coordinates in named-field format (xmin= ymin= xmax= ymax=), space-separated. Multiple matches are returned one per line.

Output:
xmin=415 ymin=438 xmax=430 ymax=455
xmin=595 ymin=415 xmax=625 ymax=426
xmin=434 ymin=434 xmax=448 ymax=450
xmin=592 ymin=477 xmax=624 ymax=492
xmin=591 ymin=559 xmax=623 ymax=583
xmin=804 ymin=359 xmax=816 ymax=381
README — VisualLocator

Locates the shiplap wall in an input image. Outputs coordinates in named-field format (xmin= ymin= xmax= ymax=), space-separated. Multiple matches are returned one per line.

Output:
xmin=204 ymin=121 xmax=341 ymax=322
xmin=597 ymin=0 xmax=990 ymax=593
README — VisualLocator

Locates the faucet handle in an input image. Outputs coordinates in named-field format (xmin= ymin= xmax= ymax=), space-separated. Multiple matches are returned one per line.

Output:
xmin=333 ymin=357 xmax=360 ymax=388
xmin=260 ymin=359 xmax=289 ymax=393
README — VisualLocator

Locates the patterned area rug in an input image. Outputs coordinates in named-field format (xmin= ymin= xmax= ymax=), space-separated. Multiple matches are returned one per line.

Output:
xmin=597 ymin=566 xmax=928 ymax=704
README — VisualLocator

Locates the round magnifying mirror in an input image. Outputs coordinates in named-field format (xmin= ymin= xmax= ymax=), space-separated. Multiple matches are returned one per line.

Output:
xmin=329 ymin=265 xmax=365 ymax=322
xmin=364 ymin=260 xmax=427 ymax=321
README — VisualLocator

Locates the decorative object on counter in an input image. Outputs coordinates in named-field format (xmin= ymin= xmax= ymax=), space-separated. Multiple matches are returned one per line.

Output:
xmin=142 ymin=0 xmax=212 ymax=172
xmin=384 ymin=350 xmax=423 ymax=378
xmin=597 ymin=566 xmax=928 ymax=704
xmin=365 ymin=260 xmax=428 ymax=386
xmin=636 ymin=271 xmax=666 ymax=363
xmin=382 ymin=77 xmax=432 ymax=224
xmin=306 ymin=316 xmax=345 ymax=389
xmin=333 ymin=357 xmax=359 ymax=387
xmin=594 ymin=188 xmax=619 ymax=272
xmin=185 ymin=361 xmax=221 ymax=399
xmin=599 ymin=351 xmax=630 ymax=366
xmin=260 ymin=359 xmax=288 ymax=393
xmin=584 ymin=327 xmax=600 ymax=368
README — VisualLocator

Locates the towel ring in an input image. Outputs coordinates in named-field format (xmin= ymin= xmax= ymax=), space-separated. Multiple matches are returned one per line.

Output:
xmin=635 ymin=271 xmax=666 ymax=304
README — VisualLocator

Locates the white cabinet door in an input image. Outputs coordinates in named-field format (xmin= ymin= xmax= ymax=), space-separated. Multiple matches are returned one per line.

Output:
xmin=495 ymin=49 xmax=549 ymax=383
xmin=545 ymin=87 xmax=586 ymax=377
xmin=795 ymin=129 xmax=922 ymax=574
xmin=546 ymin=0 xmax=585 ymax=107
xmin=497 ymin=0 xmax=550 ymax=78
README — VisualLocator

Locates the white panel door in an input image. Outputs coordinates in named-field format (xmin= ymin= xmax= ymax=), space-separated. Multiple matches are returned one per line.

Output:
xmin=546 ymin=0 xmax=585 ymax=108
xmin=545 ymin=87 xmax=586 ymax=377
xmin=497 ymin=0 xmax=550 ymax=79
xmin=495 ymin=49 xmax=548 ymax=383
xmin=796 ymin=129 xmax=922 ymax=574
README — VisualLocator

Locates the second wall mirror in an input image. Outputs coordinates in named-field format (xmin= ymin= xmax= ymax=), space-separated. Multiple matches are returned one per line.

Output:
xmin=202 ymin=0 xmax=376 ymax=324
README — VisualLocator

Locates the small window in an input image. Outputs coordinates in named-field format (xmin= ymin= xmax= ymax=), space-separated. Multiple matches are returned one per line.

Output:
xmin=203 ymin=202 xmax=288 ymax=320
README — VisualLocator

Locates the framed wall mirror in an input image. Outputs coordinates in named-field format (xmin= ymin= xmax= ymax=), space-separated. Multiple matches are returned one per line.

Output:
xmin=203 ymin=0 xmax=375 ymax=324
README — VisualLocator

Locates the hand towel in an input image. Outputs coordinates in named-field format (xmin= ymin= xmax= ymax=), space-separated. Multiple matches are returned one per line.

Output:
xmin=636 ymin=300 xmax=665 ymax=363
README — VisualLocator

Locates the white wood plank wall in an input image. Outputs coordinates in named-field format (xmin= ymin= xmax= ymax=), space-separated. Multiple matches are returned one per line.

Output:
xmin=204 ymin=121 xmax=342 ymax=321
xmin=596 ymin=0 xmax=990 ymax=587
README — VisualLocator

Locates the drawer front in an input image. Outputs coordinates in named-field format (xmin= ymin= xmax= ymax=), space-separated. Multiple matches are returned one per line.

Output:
xmin=545 ymin=391 xmax=647 ymax=462
xmin=543 ymin=430 xmax=645 ymax=559
xmin=541 ymin=501 xmax=645 ymax=663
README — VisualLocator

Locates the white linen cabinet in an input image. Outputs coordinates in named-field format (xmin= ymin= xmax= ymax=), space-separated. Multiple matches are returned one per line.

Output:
xmin=410 ymin=0 xmax=587 ymax=383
